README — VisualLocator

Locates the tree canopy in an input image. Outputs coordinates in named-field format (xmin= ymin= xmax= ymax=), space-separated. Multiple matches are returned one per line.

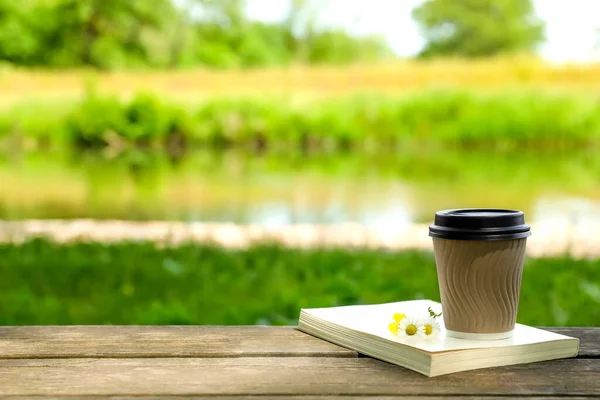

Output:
xmin=0 ymin=0 xmax=391 ymax=69
xmin=413 ymin=0 xmax=545 ymax=58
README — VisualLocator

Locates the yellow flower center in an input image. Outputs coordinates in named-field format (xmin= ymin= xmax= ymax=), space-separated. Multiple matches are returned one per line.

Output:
xmin=425 ymin=324 xmax=433 ymax=335
xmin=406 ymin=324 xmax=417 ymax=336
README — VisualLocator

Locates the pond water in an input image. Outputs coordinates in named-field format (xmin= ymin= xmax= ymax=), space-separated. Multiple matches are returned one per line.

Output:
xmin=1 ymin=150 xmax=600 ymax=226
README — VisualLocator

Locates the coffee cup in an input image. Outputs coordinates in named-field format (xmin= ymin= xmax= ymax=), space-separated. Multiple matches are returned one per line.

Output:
xmin=429 ymin=209 xmax=531 ymax=340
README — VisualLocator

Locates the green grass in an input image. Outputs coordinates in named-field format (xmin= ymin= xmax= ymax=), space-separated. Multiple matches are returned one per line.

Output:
xmin=1 ymin=239 xmax=598 ymax=326
xmin=2 ymin=90 xmax=600 ymax=153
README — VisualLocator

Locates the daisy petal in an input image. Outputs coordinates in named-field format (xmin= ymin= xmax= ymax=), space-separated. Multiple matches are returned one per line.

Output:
xmin=398 ymin=316 xmax=424 ymax=337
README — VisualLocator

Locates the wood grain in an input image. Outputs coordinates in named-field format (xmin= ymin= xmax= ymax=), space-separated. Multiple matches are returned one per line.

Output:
xmin=0 ymin=357 xmax=598 ymax=397
xmin=0 ymin=327 xmax=597 ymax=398
xmin=0 ymin=326 xmax=356 ymax=359
xmin=0 ymin=326 xmax=597 ymax=359
xmin=1 ymin=397 xmax=597 ymax=400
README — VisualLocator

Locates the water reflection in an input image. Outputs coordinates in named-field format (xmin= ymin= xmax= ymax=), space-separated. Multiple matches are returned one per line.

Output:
xmin=0 ymin=150 xmax=599 ymax=225
xmin=533 ymin=197 xmax=600 ymax=224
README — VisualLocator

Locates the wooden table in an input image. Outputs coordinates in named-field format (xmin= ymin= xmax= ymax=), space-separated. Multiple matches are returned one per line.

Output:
xmin=0 ymin=326 xmax=597 ymax=399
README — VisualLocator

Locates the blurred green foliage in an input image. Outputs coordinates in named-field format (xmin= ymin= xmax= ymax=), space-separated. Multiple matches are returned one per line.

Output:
xmin=2 ymin=91 xmax=599 ymax=152
xmin=0 ymin=0 xmax=174 ymax=68
xmin=0 ymin=239 xmax=597 ymax=326
xmin=0 ymin=0 xmax=390 ymax=69
xmin=413 ymin=0 xmax=544 ymax=57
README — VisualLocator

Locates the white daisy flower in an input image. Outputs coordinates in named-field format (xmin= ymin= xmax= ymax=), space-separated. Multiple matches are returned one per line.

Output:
xmin=398 ymin=315 xmax=423 ymax=337
xmin=419 ymin=317 xmax=441 ymax=340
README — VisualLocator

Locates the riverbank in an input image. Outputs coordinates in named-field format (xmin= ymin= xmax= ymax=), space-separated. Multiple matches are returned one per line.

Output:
xmin=1 ymin=219 xmax=598 ymax=258
xmin=2 ymin=90 xmax=599 ymax=153
xmin=0 ymin=238 xmax=597 ymax=326
xmin=2 ymin=59 xmax=600 ymax=103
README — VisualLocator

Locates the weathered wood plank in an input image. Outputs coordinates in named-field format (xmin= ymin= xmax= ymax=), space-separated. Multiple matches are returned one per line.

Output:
xmin=0 ymin=358 xmax=598 ymax=397
xmin=0 ymin=326 xmax=356 ymax=359
xmin=1 ymin=327 xmax=597 ymax=359
xmin=0 ymin=397 xmax=597 ymax=400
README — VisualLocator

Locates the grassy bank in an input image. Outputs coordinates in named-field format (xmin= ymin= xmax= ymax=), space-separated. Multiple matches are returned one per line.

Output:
xmin=2 ymin=90 xmax=600 ymax=152
xmin=0 ymin=239 xmax=598 ymax=326
xmin=2 ymin=59 xmax=600 ymax=101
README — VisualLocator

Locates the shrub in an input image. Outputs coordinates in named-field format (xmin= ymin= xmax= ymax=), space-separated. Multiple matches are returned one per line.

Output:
xmin=3 ymin=90 xmax=600 ymax=153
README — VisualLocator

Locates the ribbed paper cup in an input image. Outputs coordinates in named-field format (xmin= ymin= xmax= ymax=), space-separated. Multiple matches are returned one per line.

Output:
xmin=429 ymin=209 xmax=531 ymax=340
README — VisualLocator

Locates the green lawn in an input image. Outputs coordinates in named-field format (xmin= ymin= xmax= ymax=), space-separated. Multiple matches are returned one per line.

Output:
xmin=0 ymin=239 xmax=598 ymax=326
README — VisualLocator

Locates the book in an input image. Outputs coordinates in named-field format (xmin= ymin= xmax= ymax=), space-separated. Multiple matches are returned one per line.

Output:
xmin=297 ymin=299 xmax=579 ymax=377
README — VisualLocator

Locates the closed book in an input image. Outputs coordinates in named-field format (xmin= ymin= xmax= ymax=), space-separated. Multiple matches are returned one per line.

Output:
xmin=298 ymin=300 xmax=579 ymax=377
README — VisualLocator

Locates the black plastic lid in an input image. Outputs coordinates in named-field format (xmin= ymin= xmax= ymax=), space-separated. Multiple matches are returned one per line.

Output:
xmin=429 ymin=208 xmax=531 ymax=241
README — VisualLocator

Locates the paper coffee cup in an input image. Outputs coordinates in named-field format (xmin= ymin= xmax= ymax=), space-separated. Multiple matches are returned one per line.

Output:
xmin=429 ymin=209 xmax=531 ymax=340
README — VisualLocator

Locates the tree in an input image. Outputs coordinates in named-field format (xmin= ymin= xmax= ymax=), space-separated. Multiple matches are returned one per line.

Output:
xmin=0 ymin=0 xmax=177 ymax=68
xmin=413 ymin=0 xmax=545 ymax=58
xmin=0 ymin=0 xmax=45 ymax=65
xmin=0 ymin=0 xmax=392 ymax=69
xmin=59 ymin=0 xmax=176 ymax=68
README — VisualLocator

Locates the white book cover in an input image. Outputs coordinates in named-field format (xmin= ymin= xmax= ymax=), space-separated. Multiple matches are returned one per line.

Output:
xmin=298 ymin=299 xmax=580 ymax=376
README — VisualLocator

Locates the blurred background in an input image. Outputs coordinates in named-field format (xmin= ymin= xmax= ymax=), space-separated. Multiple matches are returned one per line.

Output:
xmin=0 ymin=0 xmax=599 ymax=327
